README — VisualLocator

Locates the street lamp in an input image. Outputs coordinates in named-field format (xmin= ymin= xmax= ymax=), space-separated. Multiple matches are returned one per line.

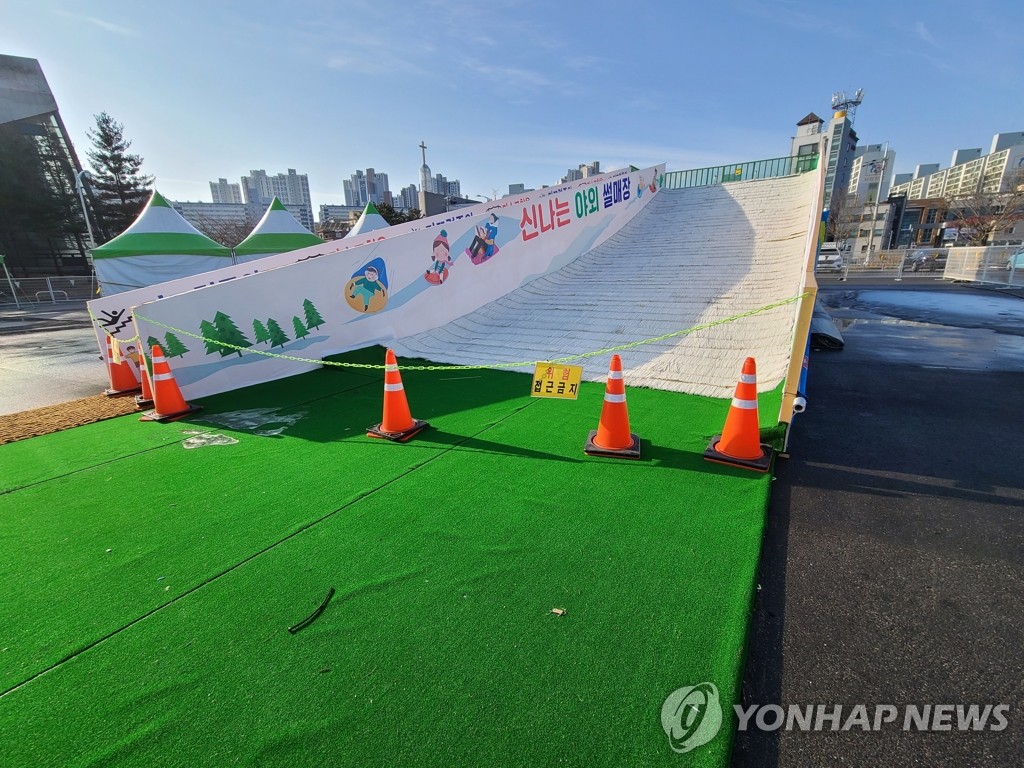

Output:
xmin=75 ymin=169 xmax=96 ymax=249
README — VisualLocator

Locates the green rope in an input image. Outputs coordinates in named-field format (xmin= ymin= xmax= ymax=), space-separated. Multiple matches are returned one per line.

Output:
xmin=121 ymin=292 xmax=810 ymax=371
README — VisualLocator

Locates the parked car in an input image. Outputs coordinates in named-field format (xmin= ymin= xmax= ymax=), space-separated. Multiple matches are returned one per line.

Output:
xmin=816 ymin=247 xmax=844 ymax=272
xmin=1006 ymin=250 xmax=1024 ymax=271
xmin=904 ymin=249 xmax=947 ymax=273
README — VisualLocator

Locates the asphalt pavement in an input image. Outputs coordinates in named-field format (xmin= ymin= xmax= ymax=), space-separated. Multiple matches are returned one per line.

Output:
xmin=733 ymin=283 xmax=1024 ymax=767
xmin=0 ymin=300 xmax=105 ymax=415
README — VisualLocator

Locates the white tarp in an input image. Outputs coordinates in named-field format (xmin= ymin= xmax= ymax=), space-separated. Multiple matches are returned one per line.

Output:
xmin=132 ymin=166 xmax=662 ymax=399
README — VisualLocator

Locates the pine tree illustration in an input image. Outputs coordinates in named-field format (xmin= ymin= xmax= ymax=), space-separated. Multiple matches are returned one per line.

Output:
xmin=292 ymin=316 xmax=309 ymax=340
xmin=302 ymin=298 xmax=324 ymax=329
xmin=252 ymin=318 xmax=271 ymax=344
xmin=266 ymin=318 xmax=289 ymax=348
xmin=145 ymin=335 xmax=161 ymax=374
xmin=163 ymin=332 xmax=189 ymax=358
xmin=212 ymin=311 xmax=252 ymax=357
xmin=199 ymin=320 xmax=222 ymax=356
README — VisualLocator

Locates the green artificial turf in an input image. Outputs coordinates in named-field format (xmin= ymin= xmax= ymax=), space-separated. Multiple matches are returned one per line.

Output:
xmin=0 ymin=349 xmax=782 ymax=767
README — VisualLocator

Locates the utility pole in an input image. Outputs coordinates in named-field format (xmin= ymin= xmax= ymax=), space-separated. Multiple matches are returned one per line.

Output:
xmin=864 ymin=141 xmax=888 ymax=263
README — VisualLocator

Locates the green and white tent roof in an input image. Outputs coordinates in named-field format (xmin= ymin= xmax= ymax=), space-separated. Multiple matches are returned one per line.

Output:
xmin=90 ymin=190 xmax=231 ymax=259
xmin=345 ymin=201 xmax=390 ymax=238
xmin=234 ymin=198 xmax=323 ymax=256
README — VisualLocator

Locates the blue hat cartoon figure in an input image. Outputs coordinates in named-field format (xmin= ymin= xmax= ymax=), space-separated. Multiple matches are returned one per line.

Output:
xmin=424 ymin=229 xmax=453 ymax=285
xmin=467 ymin=213 xmax=500 ymax=265
xmin=345 ymin=257 xmax=389 ymax=313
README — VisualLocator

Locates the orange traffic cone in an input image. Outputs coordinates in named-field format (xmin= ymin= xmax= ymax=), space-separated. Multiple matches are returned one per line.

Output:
xmin=367 ymin=349 xmax=428 ymax=442
xmin=704 ymin=357 xmax=773 ymax=472
xmin=584 ymin=354 xmax=641 ymax=459
xmin=139 ymin=344 xmax=202 ymax=422
xmin=103 ymin=334 xmax=141 ymax=396
xmin=135 ymin=344 xmax=154 ymax=407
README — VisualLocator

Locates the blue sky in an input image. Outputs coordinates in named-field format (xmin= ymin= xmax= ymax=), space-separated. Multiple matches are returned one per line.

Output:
xmin=4 ymin=0 xmax=1023 ymax=213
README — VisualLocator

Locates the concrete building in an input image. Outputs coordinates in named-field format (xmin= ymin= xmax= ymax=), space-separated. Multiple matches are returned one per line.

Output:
xmin=241 ymin=168 xmax=313 ymax=229
xmin=209 ymin=177 xmax=242 ymax=204
xmin=0 ymin=54 xmax=92 ymax=275
xmin=397 ymin=185 xmax=418 ymax=211
xmin=559 ymin=161 xmax=601 ymax=184
xmin=890 ymin=132 xmax=1024 ymax=202
xmin=343 ymin=168 xmax=392 ymax=207
xmin=791 ymin=110 xmax=858 ymax=210
xmin=849 ymin=144 xmax=895 ymax=204
xmin=170 ymin=200 xmax=307 ymax=246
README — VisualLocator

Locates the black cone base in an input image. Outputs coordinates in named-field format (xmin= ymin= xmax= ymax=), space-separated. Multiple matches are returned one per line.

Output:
xmin=104 ymin=385 xmax=141 ymax=397
xmin=367 ymin=419 xmax=429 ymax=443
xmin=584 ymin=430 xmax=641 ymax=459
xmin=139 ymin=404 xmax=203 ymax=423
xmin=703 ymin=435 xmax=773 ymax=473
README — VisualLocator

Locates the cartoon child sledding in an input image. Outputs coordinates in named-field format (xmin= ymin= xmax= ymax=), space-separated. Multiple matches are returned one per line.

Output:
xmin=348 ymin=265 xmax=385 ymax=311
xmin=466 ymin=213 xmax=500 ymax=265
xmin=424 ymin=229 xmax=453 ymax=285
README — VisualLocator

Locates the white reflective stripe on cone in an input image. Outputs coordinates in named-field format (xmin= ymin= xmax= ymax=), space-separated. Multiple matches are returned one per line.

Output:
xmin=740 ymin=373 xmax=757 ymax=384
xmin=151 ymin=356 xmax=167 ymax=364
xmin=604 ymin=393 xmax=626 ymax=403
xmin=152 ymin=373 xmax=175 ymax=382
xmin=731 ymin=397 xmax=758 ymax=410
xmin=385 ymin=364 xmax=399 ymax=372
xmin=608 ymin=370 xmax=623 ymax=379
xmin=384 ymin=383 xmax=404 ymax=392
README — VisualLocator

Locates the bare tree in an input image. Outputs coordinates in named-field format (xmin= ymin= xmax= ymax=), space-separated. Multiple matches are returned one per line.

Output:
xmin=185 ymin=213 xmax=256 ymax=248
xmin=945 ymin=167 xmax=1024 ymax=246
xmin=825 ymin=188 xmax=863 ymax=248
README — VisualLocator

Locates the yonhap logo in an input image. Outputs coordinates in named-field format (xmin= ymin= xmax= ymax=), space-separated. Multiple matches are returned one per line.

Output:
xmin=660 ymin=683 xmax=723 ymax=754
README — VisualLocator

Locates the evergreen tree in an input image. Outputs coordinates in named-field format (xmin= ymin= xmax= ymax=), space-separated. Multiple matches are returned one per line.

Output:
xmin=292 ymin=316 xmax=309 ymax=340
xmin=302 ymin=298 xmax=324 ymax=329
xmin=86 ymin=112 xmax=154 ymax=237
xmin=375 ymin=202 xmax=422 ymax=225
xmin=252 ymin=318 xmax=271 ymax=344
xmin=199 ymin=320 xmax=222 ymax=355
xmin=163 ymin=332 xmax=189 ymax=358
xmin=212 ymin=311 xmax=252 ymax=357
xmin=266 ymin=318 xmax=289 ymax=348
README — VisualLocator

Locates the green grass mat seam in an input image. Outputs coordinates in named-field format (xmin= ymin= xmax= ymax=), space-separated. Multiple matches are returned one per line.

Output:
xmin=0 ymin=375 xmax=386 ymax=498
xmin=1 ymin=397 xmax=544 ymax=698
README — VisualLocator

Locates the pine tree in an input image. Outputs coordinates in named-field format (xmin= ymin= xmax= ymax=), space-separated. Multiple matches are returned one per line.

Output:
xmin=163 ymin=332 xmax=189 ymax=358
xmin=292 ymin=316 xmax=309 ymax=340
xmin=252 ymin=318 xmax=271 ymax=344
xmin=266 ymin=318 xmax=289 ymax=348
xmin=145 ymin=335 xmax=161 ymax=373
xmin=212 ymin=311 xmax=252 ymax=357
xmin=86 ymin=112 xmax=154 ymax=237
xmin=302 ymin=298 xmax=324 ymax=329
xmin=199 ymin=320 xmax=222 ymax=355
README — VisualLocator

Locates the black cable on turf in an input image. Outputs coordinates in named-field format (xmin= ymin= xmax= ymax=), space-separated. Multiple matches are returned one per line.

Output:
xmin=288 ymin=587 xmax=336 ymax=634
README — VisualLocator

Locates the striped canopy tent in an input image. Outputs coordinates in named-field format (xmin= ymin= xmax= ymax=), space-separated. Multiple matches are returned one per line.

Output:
xmin=344 ymin=201 xmax=391 ymax=238
xmin=91 ymin=190 xmax=231 ymax=296
xmin=234 ymin=198 xmax=324 ymax=264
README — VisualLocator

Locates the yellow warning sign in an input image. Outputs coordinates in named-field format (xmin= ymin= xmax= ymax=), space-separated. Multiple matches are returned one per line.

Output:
xmin=531 ymin=362 xmax=583 ymax=400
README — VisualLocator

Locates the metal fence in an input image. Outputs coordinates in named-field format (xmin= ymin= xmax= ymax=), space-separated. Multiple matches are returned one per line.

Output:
xmin=662 ymin=154 xmax=819 ymax=190
xmin=943 ymin=246 xmax=1023 ymax=287
xmin=0 ymin=275 xmax=98 ymax=307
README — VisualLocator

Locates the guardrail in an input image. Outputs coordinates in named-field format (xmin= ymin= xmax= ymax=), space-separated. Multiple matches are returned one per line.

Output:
xmin=0 ymin=275 xmax=97 ymax=308
xmin=662 ymin=154 xmax=819 ymax=190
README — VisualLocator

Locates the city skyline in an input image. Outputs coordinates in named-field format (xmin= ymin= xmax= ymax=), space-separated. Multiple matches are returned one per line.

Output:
xmin=3 ymin=0 xmax=1023 ymax=215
